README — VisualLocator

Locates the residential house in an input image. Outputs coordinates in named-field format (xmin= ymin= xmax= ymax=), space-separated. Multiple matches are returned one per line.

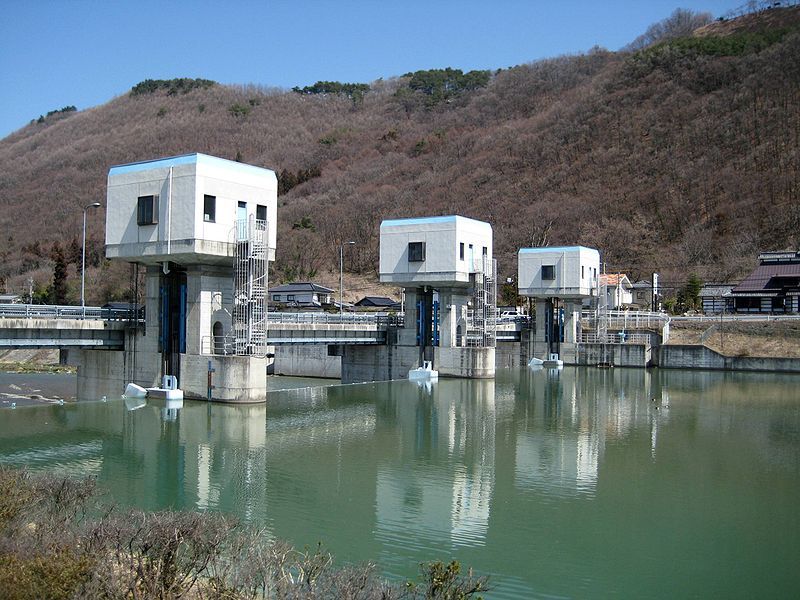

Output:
xmin=631 ymin=280 xmax=655 ymax=310
xmin=699 ymin=284 xmax=734 ymax=314
xmin=600 ymin=274 xmax=633 ymax=309
xmin=270 ymin=282 xmax=334 ymax=307
xmin=729 ymin=251 xmax=800 ymax=313
xmin=355 ymin=296 xmax=400 ymax=309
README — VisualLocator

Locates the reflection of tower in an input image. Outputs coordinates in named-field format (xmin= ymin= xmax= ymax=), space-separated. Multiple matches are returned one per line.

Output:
xmin=183 ymin=403 xmax=269 ymax=516
xmin=515 ymin=368 xmax=602 ymax=496
xmin=375 ymin=379 xmax=496 ymax=548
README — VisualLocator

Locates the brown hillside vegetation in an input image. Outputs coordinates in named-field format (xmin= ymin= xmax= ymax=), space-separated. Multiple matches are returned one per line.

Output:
xmin=0 ymin=7 xmax=799 ymax=304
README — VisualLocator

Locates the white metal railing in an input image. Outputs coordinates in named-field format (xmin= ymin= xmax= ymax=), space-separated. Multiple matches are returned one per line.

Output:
xmin=233 ymin=217 xmax=269 ymax=357
xmin=579 ymin=332 xmax=651 ymax=344
xmin=670 ymin=313 xmax=800 ymax=322
xmin=266 ymin=312 xmax=404 ymax=326
xmin=201 ymin=335 xmax=238 ymax=355
xmin=0 ymin=303 xmax=143 ymax=322
xmin=582 ymin=309 xmax=670 ymax=330
xmin=465 ymin=257 xmax=497 ymax=348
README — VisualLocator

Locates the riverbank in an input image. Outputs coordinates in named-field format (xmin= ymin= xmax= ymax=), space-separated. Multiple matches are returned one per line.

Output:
xmin=666 ymin=320 xmax=800 ymax=358
xmin=0 ymin=371 xmax=77 ymax=407
xmin=0 ymin=349 xmax=75 ymax=374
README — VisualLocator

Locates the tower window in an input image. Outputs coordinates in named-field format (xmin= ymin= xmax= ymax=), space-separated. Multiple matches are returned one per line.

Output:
xmin=408 ymin=241 xmax=426 ymax=262
xmin=137 ymin=195 xmax=158 ymax=225
xmin=203 ymin=195 xmax=216 ymax=222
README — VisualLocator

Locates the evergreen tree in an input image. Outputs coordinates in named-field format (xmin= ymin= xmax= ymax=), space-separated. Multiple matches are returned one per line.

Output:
xmin=51 ymin=242 xmax=68 ymax=305
xmin=68 ymin=237 xmax=82 ymax=267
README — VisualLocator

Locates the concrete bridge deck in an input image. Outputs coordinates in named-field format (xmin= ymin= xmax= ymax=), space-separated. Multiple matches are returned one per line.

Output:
xmin=1 ymin=304 xmax=526 ymax=351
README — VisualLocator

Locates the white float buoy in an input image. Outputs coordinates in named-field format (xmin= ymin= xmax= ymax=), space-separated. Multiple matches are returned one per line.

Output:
xmin=124 ymin=383 xmax=147 ymax=399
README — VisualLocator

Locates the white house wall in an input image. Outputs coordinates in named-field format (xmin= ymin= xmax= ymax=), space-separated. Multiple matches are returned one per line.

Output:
xmin=379 ymin=216 xmax=493 ymax=286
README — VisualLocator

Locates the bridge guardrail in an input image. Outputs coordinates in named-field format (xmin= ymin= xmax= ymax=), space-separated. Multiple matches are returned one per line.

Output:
xmin=581 ymin=310 xmax=669 ymax=330
xmin=669 ymin=313 xmax=800 ymax=322
xmin=267 ymin=312 xmax=404 ymax=327
xmin=0 ymin=303 xmax=144 ymax=322
xmin=580 ymin=332 xmax=651 ymax=344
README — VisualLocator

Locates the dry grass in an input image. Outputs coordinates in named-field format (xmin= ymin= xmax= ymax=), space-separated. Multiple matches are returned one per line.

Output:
xmin=667 ymin=320 xmax=800 ymax=358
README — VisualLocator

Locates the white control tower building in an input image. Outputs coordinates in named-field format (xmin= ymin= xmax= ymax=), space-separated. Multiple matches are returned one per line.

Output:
xmin=80 ymin=153 xmax=277 ymax=402
xmin=378 ymin=216 xmax=496 ymax=378
xmin=517 ymin=246 xmax=600 ymax=364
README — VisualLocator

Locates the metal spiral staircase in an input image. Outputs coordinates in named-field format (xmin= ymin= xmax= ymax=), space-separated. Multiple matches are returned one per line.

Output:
xmin=233 ymin=217 xmax=269 ymax=357
xmin=466 ymin=257 xmax=497 ymax=347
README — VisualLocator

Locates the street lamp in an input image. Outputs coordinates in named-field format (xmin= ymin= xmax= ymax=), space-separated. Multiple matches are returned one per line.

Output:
xmin=340 ymin=241 xmax=355 ymax=315
xmin=81 ymin=202 xmax=101 ymax=309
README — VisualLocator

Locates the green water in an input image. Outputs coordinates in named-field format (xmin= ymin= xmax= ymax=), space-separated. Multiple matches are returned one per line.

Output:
xmin=1 ymin=368 xmax=799 ymax=599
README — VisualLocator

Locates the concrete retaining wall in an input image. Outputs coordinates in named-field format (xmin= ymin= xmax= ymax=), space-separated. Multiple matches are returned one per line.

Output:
xmin=435 ymin=347 xmax=495 ymax=378
xmin=341 ymin=344 xmax=420 ymax=383
xmin=657 ymin=345 xmax=800 ymax=373
xmin=74 ymin=331 xmax=160 ymax=401
xmin=576 ymin=343 xmax=650 ymax=367
xmin=273 ymin=345 xmax=341 ymax=378
xmin=496 ymin=342 xmax=522 ymax=369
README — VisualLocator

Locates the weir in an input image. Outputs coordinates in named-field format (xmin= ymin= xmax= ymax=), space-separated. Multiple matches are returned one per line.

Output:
xmin=7 ymin=154 xmax=684 ymax=399
xmin=517 ymin=246 xmax=601 ymax=365
xmin=61 ymin=154 xmax=502 ymax=401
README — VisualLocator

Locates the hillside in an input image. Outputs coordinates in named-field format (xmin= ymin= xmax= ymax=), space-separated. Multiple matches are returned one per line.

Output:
xmin=1 ymin=6 xmax=798 ymax=305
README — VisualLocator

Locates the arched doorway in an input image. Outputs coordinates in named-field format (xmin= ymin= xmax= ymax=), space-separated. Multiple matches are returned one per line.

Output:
xmin=213 ymin=321 xmax=224 ymax=354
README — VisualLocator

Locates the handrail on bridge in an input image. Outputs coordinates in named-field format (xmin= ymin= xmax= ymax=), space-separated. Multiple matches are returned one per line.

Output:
xmin=0 ymin=303 xmax=144 ymax=322
xmin=582 ymin=309 xmax=670 ymax=329
xmin=579 ymin=332 xmax=651 ymax=344
xmin=267 ymin=312 xmax=404 ymax=327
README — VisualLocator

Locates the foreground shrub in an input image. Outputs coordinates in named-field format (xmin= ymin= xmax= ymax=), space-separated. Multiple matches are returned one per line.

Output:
xmin=0 ymin=467 xmax=490 ymax=599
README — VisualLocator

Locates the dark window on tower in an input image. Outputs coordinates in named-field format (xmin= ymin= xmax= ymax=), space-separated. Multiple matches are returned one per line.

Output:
xmin=459 ymin=243 xmax=465 ymax=261
xmin=408 ymin=241 xmax=426 ymax=262
xmin=137 ymin=195 xmax=158 ymax=225
xmin=256 ymin=204 xmax=267 ymax=221
xmin=203 ymin=195 xmax=216 ymax=222
xmin=542 ymin=265 xmax=555 ymax=280
xmin=482 ymin=246 xmax=488 ymax=257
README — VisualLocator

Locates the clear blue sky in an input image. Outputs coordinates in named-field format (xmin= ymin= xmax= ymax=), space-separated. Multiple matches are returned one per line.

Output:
xmin=1 ymin=0 xmax=744 ymax=139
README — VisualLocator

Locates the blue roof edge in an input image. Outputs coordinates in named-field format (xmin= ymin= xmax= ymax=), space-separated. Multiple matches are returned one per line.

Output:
xmin=519 ymin=246 xmax=598 ymax=254
xmin=109 ymin=153 xmax=275 ymax=177
xmin=381 ymin=215 xmax=490 ymax=228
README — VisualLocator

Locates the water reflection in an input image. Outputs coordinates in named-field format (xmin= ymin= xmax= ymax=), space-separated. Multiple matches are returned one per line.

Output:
xmin=513 ymin=368 xmax=660 ymax=497
xmin=1 ymin=369 xmax=799 ymax=599
xmin=375 ymin=379 xmax=496 ymax=550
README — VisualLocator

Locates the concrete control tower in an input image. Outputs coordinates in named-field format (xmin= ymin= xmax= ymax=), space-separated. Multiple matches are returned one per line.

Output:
xmin=79 ymin=153 xmax=277 ymax=402
xmin=378 ymin=216 xmax=496 ymax=378
xmin=518 ymin=246 xmax=599 ymax=364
